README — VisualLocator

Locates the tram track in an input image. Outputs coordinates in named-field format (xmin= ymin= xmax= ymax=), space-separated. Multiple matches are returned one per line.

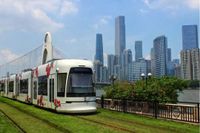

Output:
xmin=94 ymin=113 xmax=181 ymax=133
xmin=0 ymin=108 xmax=26 ymax=133
xmin=74 ymin=115 xmax=135 ymax=133
xmin=0 ymin=101 xmax=71 ymax=133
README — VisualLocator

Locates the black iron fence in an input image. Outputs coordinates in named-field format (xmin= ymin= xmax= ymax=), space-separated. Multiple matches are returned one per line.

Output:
xmin=96 ymin=97 xmax=200 ymax=123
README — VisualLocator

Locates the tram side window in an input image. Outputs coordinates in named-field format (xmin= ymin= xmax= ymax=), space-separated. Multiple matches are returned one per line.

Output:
xmin=20 ymin=79 xmax=28 ymax=93
xmin=9 ymin=81 xmax=14 ymax=92
xmin=38 ymin=76 xmax=47 ymax=96
xmin=0 ymin=83 xmax=2 ymax=91
xmin=1 ymin=83 xmax=5 ymax=92
xmin=57 ymin=73 xmax=67 ymax=97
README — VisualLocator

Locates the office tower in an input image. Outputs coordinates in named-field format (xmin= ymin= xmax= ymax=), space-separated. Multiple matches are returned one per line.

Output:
xmin=107 ymin=54 xmax=115 ymax=77
xmin=174 ymin=65 xmax=181 ymax=78
xmin=95 ymin=33 xmax=104 ymax=65
xmin=146 ymin=60 xmax=151 ymax=74
xmin=167 ymin=48 xmax=171 ymax=62
xmin=100 ymin=66 xmax=109 ymax=82
xmin=182 ymin=25 xmax=199 ymax=50
xmin=122 ymin=49 xmax=132 ymax=80
xmin=172 ymin=59 xmax=180 ymax=65
xmin=135 ymin=41 xmax=143 ymax=61
xmin=93 ymin=60 xmax=102 ymax=82
xmin=190 ymin=49 xmax=200 ymax=80
xmin=115 ymin=16 xmax=126 ymax=66
xmin=128 ymin=58 xmax=147 ymax=81
xmin=150 ymin=48 xmax=155 ymax=76
xmin=181 ymin=49 xmax=200 ymax=80
xmin=166 ymin=48 xmax=173 ymax=76
xmin=152 ymin=35 xmax=168 ymax=77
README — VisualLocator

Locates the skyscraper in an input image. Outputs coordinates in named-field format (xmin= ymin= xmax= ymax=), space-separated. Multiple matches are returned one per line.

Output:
xmin=95 ymin=33 xmax=103 ymax=65
xmin=128 ymin=58 xmax=147 ymax=81
xmin=122 ymin=49 xmax=132 ymax=80
xmin=115 ymin=16 xmax=126 ymax=66
xmin=107 ymin=54 xmax=115 ymax=77
xmin=135 ymin=41 xmax=143 ymax=61
xmin=182 ymin=25 xmax=199 ymax=50
xmin=167 ymin=48 xmax=171 ymax=62
xmin=152 ymin=35 xmax=168 ymax=77
xmin=181 ymin=49 xmax=200 ymax=80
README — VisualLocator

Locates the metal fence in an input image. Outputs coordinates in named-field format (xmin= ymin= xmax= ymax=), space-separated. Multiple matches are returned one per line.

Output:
xmin=96 ymin=97 xmax=200 ymax=123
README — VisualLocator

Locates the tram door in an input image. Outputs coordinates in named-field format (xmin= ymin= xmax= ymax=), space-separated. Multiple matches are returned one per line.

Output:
xmin=49 ymin=75 xmax=55 ymax=102
xmin=32 ymin=80 xmax=37 ymax=101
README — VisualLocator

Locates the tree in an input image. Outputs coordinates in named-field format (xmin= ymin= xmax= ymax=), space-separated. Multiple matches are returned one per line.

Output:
xmin=104 ymin=77 xmax=188 ymax=103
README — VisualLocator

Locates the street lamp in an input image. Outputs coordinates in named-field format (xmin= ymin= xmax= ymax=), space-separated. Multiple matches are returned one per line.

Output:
xmin=109 ymin=75 xmax=117 ymax=89
xmin=141 ymin=73 xmax=152 ymax=86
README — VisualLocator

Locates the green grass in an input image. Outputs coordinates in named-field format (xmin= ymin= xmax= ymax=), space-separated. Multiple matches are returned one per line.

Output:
xmin=0 ymin=112 xmax=19 ymax=133
xmin=95 ymin=109 xmax=200 ymax=133
xmin=0 ymin=97 xmax=121 ymax=133
xmin=0 ymin=97 xmax=199 ymax=133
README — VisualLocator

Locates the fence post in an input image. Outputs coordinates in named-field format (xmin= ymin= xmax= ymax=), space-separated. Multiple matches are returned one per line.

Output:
xmin=154 ymin=101 xmax=158 ymax=119
xmin=123 ymin=99 xmax=127 ymax=113
xmin=198 ymin=103 xmax=199 ymax=123
xmin=101 ymin=95 xmax=104 ymax=108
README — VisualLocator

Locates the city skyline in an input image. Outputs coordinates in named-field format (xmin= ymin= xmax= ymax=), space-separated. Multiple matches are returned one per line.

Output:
xmin=0 ymin=0 xmax=199 ymax=65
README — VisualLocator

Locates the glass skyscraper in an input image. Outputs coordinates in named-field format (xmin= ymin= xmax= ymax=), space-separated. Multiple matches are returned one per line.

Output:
xmin=182 ymin=25 xmax=199 ymax=50
xmin=152 ymin=35 xmax=168 ymax=77
xmin=115 ymin=16 xmax=126 ymax=66
xmin=135 ymin=41 xmax=143 ymax=61
xmin=95 ymin=33 xmax=103 ymax=65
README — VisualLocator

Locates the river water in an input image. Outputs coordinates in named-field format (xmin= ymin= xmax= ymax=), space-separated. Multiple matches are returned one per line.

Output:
xmin=178 ymin=88 xmax=200 ymax=103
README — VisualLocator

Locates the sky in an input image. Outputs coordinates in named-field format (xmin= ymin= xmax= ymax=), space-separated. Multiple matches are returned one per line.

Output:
xmin=0 ymin=0 xmax=199 ymax=65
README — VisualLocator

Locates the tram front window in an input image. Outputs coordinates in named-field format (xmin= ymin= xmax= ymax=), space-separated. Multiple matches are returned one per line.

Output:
xmin=67 ymin=68 xmax=95 ymax=97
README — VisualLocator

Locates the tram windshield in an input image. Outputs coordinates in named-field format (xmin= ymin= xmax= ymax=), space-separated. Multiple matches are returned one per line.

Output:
xmin=67 ymin=67 xmax=95 ymax=97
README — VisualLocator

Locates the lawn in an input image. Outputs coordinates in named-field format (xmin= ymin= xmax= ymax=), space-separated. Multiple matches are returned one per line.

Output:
xmin=0 ymin=97 xmax=199 ymax=133
xmin=0 ymin=111 xmax=19 ymax=133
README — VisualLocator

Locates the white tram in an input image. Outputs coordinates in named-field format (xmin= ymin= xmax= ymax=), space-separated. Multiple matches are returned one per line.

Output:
xmin=0 ymin=32 xmax=96 ymax=113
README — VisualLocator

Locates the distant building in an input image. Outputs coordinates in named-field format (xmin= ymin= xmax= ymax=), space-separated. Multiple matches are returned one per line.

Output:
xmin=135 ymin=41 xmax=143 ymax=61
xmin=107 ymin=54 xmax=115 ymax=77
xmin=95 ymin=33 xmax=104 ymax=65
xmin=174 ymin=65 xmax=181 ymax=78
xmin=182 ymin=25 xmax=199 ymax=50
xmin=94 ymin=60 xmax=102 ymax=82
xmin=151 ymin=36 xmax=168 ymax=77
xmin=180 ymin=48 xmax=200 ymax=80
xmin=122 ymin=49 xmax=132 ymax=80
xmin=114 ymin=64 xmax=121 ymax=80
xmin=146 ymin=60 xmax=151 ymax=74
xmin=167 ymin=48 xmax=171 ymax=62
xmin=190 ymin=49 xmax=200 ymax=80
xmin=115 ymin=16 xmax=126 ymax=67
xmin=128 ymin=58 xmax=147 ymax=81
xmin=100 ymin=66 xmax=109 ymax=82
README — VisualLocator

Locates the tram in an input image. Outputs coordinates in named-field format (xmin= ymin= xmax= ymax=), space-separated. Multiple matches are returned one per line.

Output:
xmin=0 ymin=32 xmax=96 ymax=113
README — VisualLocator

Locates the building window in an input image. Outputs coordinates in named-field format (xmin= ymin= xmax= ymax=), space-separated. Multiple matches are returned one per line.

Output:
xmin=9 ymin=81 xmax=14 ymax=92
xmin=20 ymin=79 xmax=28 ymax=94
xmin=38 ymin=76 xmax=47 ymax=96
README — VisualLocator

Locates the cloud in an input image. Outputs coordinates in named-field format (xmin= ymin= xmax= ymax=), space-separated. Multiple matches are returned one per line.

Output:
xmin=139 ymin=9 xmax=149 ymax=14
xmin=0 ymin=0 xmax=78 ymax=33
xmin=0 ymin=49 xmax=19 ymax=65
xmin=144 ymin=54 xmax=151 ymax=60
xmin=93 ymin=16 xmax=112 ymax=30
xmin=143 ymin=0 xmax=199 ymax=11
xmin=60 ymin=0 xmax=79 ymax=16
xmin=65 ymin=38 xmax=78 ymax=44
